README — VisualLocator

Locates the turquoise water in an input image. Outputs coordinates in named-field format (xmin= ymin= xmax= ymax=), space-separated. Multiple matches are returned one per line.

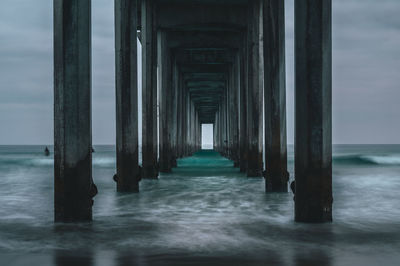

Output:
xmin=0 ymin=145 xmax=399 ymax=265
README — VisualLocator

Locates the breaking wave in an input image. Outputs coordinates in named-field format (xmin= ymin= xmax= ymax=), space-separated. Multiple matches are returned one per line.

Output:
xmin=334 ymin=154 xmax=400 ymax=165
xmin=0 ymin=156 xmax=115 ymax=168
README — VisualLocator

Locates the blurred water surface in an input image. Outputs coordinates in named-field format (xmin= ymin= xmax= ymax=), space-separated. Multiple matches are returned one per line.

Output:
xmin=0 ymin=145 xmax=399 ymax=265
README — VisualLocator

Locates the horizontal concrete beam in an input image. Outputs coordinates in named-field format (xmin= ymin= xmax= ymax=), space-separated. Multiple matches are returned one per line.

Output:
xmin=174 ymin=48 xmax=236 ymax=65
xmin=157 ymin=2 xmax=247 ymax=30
xmin=167 ymin=31 xmax=243 ymax=49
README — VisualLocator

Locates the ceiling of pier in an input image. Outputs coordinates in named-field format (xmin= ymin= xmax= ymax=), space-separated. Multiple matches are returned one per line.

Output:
xmin=156 ymin=0 xmax=248 ymax=4
xmin=155 ymin=0 xmax=247 ymax=124
xmin=177 ymin=48 xmax=233 ymax=124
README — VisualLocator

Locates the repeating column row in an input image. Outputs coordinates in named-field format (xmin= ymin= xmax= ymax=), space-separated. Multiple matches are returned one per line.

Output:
xmin=53 ymin=0 xmax=332 ymax=223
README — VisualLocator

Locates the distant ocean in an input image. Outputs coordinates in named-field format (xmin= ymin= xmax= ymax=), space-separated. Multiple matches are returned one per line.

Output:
xmin=0 ymin=145 xmax=399 ymax=265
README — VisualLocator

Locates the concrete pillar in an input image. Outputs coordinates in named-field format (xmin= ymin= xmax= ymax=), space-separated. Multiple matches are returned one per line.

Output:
xmin=54 ymin=0 xmax=96 ymax=222
xmin=232 ymin=55 xmax=240 ymax=166
xmin=263 ymin=0 xmax=289 ymax=192
xmin=171 ymin=61 xmax=179 ymax=167
xmin=214 ymin=113 xmax=217 ymax=151
xmin=183 ymin=90 xmax=188 ymax=156
xmin=184 ymin=82 xmax=189 ymax=156
xmin=198 ymin=119 xmax=201 ymax=150
xmin=177 ymin=74 xmax=184 ymax=158
xmin=246 ymin=0 xmax=263 ymax=177
xmin=239 ymin=40 xmax=248 ymax=172
xmin=158 ymin=31 xmax=172 ymax=173
xmin=141 ymin=0 xmax=158 ymax=178
xmin=114 ymin=0 xmax=140 ymax=192
xmin=190 ymin=102 xmax=195 ymax=154
xmin=295 ymin=0 xmax=332 ymax=222
xmin=227 ymin=69 xmax=233 ymax=160
xmin=222 ymin=91 xmax=227 ymax=157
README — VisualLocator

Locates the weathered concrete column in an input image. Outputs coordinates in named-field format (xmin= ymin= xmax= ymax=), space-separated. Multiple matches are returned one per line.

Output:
xmin=183 ymin=82 xmax=189 ymax=156
xmin=295 ymin=0 xmax=332 ymax=222
xmin=232 ymin=55 xmax=240 ymax=166
xmin=114 ymin=0 xmax=140 ymax=192
xmin=227 ymin=68 xmax=233 ymax=160
xmin=263 ymin=0 xmax=289 ymax=192
xmin=171 ymin=61 xmax=179 ymax=167
xmin=190 ymin=102 xmax=195 ymax=154
xmin=213 ymin=113 xmax=218 ymax=150
xmin=183 ymin=90 xmax=188 ymax=156
xmin=216 ymin=109 xmax=220 ymax=152
xmin=222 ymin=91 xmax=227 ymax=157
xmin=158 ymin=31 xmax=172 ymax=173
xmin=142 ymin=0 xmax=158 ymax=178
xmin=246 ymin=0 xmax=263 ymax=177
xmin=197 ymin=119 xmax=201 ymax=151
xmin=177 ymin=73 xmax=184 ymax=158
xmin=239 ymin=39 xmax=248 ymax=172
xmin=54 ymin=0 xmax=96 ymax=222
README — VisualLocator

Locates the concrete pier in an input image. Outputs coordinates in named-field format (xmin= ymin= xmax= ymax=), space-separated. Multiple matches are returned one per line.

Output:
xmin=54 ymin=0 xmax=96 ymax=222
xmin=141 ymin=0 xmax=158 ymax=178
xmin=53 ymin=0 xmax=333 ymax=223
xmin=114 ymin=0 xmax=140 ymax=192
xmin=263 ymin=0 xmax=289 ymax=192
xmin=295 ymin=0 xmax=333 ymax=222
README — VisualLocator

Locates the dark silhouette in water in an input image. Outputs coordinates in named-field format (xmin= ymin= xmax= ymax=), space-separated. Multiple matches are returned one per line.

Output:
xmin=290 ymin=180 xmax=296 ymax=201
xmin=89 ymin=183 xmax=98 ymax=206
xmin=91 ymin=147 xmax=95 ymax=153
xmin=44 ymin=147 xmax=50 ymax=156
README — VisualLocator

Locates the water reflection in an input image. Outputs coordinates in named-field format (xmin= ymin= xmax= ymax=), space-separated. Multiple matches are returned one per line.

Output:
xmin=293 ymin=250 xmax=332 ymax=266
xmin=54 ymin=250 xmax=93 ymax=266
xmin=2 ymin=146 xmax=400 ymax=265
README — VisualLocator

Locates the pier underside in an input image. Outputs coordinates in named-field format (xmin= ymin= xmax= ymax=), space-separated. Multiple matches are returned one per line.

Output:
xmin=54 ymin=0 xmax=332 ymax=223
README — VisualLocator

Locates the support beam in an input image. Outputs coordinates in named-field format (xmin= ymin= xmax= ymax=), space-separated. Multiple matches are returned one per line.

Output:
xmin=295 ymin=0 xmax=332 ymax=222
xmin=54 ymin=0 xmax=96 ymax=222
xmin=114 ymin=0 xmax=140 ymax=192
xmin=263 ymin=0 xmax=289 ymax=192
xmin=142 ymin=0 xmax=158 ymax=178
xmin=246 ymin=0 xmax=263 ymax=177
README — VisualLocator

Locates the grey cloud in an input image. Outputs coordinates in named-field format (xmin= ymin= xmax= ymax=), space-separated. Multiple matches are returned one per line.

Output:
xmin=0 ymin=0 xmax=399 ymax=144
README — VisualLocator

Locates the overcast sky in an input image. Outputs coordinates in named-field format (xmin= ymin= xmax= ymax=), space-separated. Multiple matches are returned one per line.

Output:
xmin=0 ymin=0 xmax=399 ymax=144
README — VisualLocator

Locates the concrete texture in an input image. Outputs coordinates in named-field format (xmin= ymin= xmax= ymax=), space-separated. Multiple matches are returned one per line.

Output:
xmin=54 ymin=0 xmax=96 ymax=222
xmin=295 ymin=0 xmax=333 ymax=222
xmin=115 ymin=0 xmax=140 ymax=192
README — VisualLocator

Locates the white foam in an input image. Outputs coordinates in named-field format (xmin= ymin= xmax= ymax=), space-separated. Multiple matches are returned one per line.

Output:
xmin=26 ymin=157 xmax=115 ymax=167
xmin=93 ymin=157 xmax=115 ymax=167
xmin=361 ymin=155 xmax=400 ymax=165
xmin=30 ymin=158 xmax=53 ymax=166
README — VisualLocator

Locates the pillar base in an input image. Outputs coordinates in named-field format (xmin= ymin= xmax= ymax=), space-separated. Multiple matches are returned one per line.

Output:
xmin=55 ymin=182 xmax=97 ymax=223
xmin=295 ymin=207 xmax=333 ymax=223
xmin=117 ymin=185 xmax=139 ymax=193
xmin=239 ymin=160 xmax=247 ymax=172
xmin=263 ymin=171 xmax=289 ymax=192
xmin=159 ymin=167 xmax=172 ymax=174
xmin=171 ymin=158 xmax=177 ymax=168
xmin=113 ymin=172 xmax=140 ymax=193
xmin=246 ymin=169 xmax=263 ymax=177
xmin=295 ymin=172 xmax=333 ymax=223
xmin=142 ymin=166 xmax=159 ymax=179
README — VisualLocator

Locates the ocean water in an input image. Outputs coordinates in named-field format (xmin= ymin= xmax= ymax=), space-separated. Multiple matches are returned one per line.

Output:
xmin=0 ymin=145 xmax=399 ymax=265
